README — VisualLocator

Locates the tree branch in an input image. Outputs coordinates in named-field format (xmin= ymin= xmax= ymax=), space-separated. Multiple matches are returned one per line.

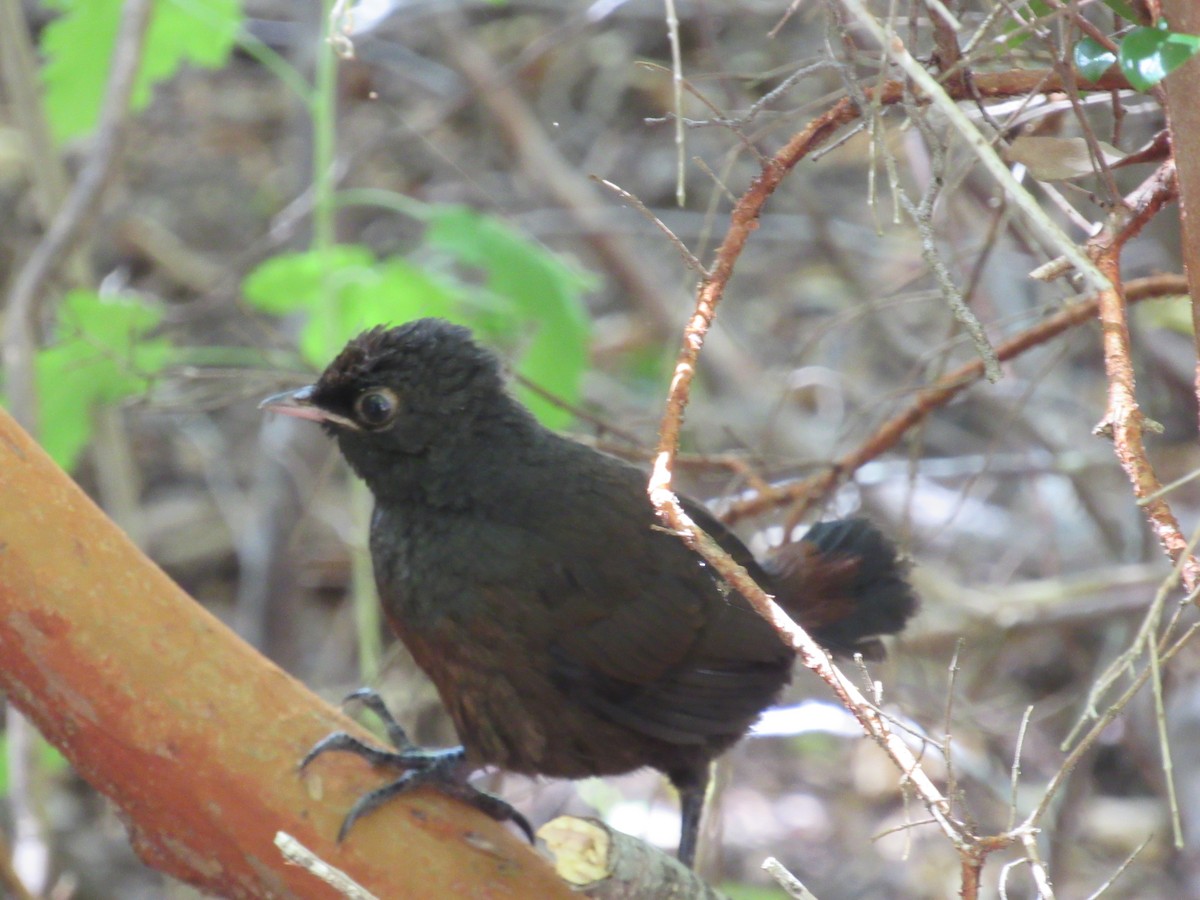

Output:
xmin=0 ymin=406 xmax=572 ymax=899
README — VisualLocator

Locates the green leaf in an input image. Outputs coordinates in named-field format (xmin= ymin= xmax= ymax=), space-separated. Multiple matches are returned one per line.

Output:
xmin=718 ymin=884 xmax=789 ymax=900
xmin=243 ymin=246 xmax=468 ymax=367
xmin=1074 ymin=37 xmax=1118 ymax=82
xmin=298 ymin=258 xmax=462 ymax=366
xmin=426 ymin=207 xmax=593 ymax=427
xmin=245 ymin=212 xmax=594 ymax=427
xmin=1166 ymin=32 xmax=1200 ymax=51
xmin=41 ymin=0 xmax=241 ymax=142
xmin=243 ymin=246 xmax=376 ymax=315
xmin=29 ymin=291 xmax=169 ymax=471
xmin=1119 ymin=22 xmax=1200 ymax=91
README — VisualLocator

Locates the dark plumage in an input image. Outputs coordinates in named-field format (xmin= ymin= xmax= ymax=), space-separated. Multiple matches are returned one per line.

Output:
xmin=262 ymin=318 xmax=917 ymax=866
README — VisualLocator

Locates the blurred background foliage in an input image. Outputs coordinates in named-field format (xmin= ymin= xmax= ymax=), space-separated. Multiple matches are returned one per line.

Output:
xmin=2 ymin=0 xmax=1200 ymax=898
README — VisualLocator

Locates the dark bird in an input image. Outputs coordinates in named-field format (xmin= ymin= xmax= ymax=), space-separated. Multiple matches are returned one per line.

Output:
xmin=261 ymin=318 xmax=917 ymax=866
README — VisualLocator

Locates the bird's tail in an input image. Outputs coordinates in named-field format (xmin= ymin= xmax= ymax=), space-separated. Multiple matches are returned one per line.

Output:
xmin=760 ymin=518 xmax=918 ymax=659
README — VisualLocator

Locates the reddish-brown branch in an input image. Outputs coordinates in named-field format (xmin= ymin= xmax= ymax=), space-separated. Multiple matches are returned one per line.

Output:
xmin=643 ymin=493 xmax=967 ymax=852
xmin=798 ymin=68 xmax=1132 ymax=154
xmin=960 ymin=856 xmax=982 ymax=900
xmin=650 ymin=66 xmax=1136 ymax=522
xmin=0 ymin=407 xmax=572 ymax=899
xmin=721 ymin=273 xmax=1190 ymax=525
xmin=1088 ymin=162 xmax=1199 ymax=590
xmin=638 ymin=47 xmax=1161 ymax=888
xmin=644 ymin=59 xmax=1154 ymax=867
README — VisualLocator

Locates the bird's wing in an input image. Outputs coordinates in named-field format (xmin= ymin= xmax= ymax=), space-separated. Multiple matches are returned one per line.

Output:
xmin=543 ymin=486 xmax=790 ymax=746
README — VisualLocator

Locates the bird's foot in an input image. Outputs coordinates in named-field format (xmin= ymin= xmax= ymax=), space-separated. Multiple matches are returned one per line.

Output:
xmin=301 ymin=688 xmax=533 ymax=843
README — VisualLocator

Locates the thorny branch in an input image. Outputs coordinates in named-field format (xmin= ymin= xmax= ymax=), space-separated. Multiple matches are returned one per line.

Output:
xmin=1087 ymin=162 xmax=1197 ymax=589
xmin=640 ymin=4 xmax=1193 ymax=894
xmin=721 ymin=273 xmax=1189 ymax=526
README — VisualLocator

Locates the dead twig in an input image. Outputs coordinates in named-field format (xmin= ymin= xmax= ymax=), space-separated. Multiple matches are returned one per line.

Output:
xmin=836 ymin=0 xmax=1112 ymax=291
xmin=591 ymin=177 xmax=708 ymax=276
xmin=722 ymin=273 xmax=1189 ymax=525
xmin=645 ymin=109 xmax=969 ymax=838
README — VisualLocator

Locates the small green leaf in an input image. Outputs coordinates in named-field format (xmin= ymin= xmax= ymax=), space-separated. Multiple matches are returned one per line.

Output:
xmin=41 ymin=0 xmax=241 ymax=142
xmin=39 ymin=741 xmax=69 ymax=774
xmin=28 ymin=291 xmax=169 ymax=471
xmin=1074 ymin=37 xmax=1118 ymax=82
xmin=242 ymin=246 xmax=376 ymax=315
xmin=245 ymin=211 xmax=596 ymax=428
xmin=1119 ymin=22 xmax=1200 ymax=91
xmin=244 ymin=246 xmax=469 ymax=368
xmin=1166 ymin=32 xmax=1200 ymax=51
xmin=297 ymin=258 xmax=463 ymax=366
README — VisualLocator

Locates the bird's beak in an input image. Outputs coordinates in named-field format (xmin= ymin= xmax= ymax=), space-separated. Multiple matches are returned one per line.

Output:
xmin=259 ymin=385 xmax=360 ymax=430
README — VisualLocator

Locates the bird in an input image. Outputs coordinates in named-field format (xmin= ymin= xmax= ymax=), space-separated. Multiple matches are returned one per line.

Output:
xmin=261 ymin=318 xmax=917 ymax=867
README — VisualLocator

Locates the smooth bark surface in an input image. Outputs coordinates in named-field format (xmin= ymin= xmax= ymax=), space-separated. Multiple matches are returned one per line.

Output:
xmin=0 ymin=405 xmax=571 ymax=899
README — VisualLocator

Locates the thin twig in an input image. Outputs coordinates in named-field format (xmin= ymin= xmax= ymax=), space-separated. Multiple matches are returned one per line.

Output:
xmin=638 ymin=60 xmax=770 ymax=167
xmin=1062 ymin=529 xmax=1192 ymax=751
xmin=999 ymin=856 xmax=1025 ymax=899
xmin=941 ymin=638 xmax=964 ymax=817
xmin=763 ymin=857 xmax=821 ymax=899
xmin=1083 ymin=836 xmax=1152 ymax=900
xmin=1149 ymin=591 xmax=1183 ymax=848
xmin=897 ymin=165 xmax=1002 ymax=381
xmin=1008 ymin=706 xmax=1034 ymax=832
xmin=722 ymin=273 xmax=1189 ymax=525
xmin=836 ymin=0 xmax=1113 ymax=291
xmin=275 ymin=832 xmax=380 ymax=900
xmin=0 ymin=1 xmax=70 ymax=225
xmin=592 ymin=177 xmax=708 ymax=275
xmin=691 ymin=155 xmax=738 ymax=205
xmin=663 ymin=0 xmax=685 ymax=206
xmin=1021 ymin=830 xmax=1056 ymax=899
xmin=1027 ymin=615 xmax=1198 ymax=831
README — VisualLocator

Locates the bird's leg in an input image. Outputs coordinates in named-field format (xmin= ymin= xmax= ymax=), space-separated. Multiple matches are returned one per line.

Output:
xmin=673 ymin=767 xmax=710 ymax=868
xmin=300 ymin=688 xmax=534 ymax=843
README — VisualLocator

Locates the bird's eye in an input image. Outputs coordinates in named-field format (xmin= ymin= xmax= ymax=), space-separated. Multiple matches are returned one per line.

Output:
xmin=354 ymin=388 xmax=399 ymax=428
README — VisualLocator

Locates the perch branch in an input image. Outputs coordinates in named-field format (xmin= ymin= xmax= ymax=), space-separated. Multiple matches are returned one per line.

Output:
xmin=0 ymin=406 xmax=571 ymax=899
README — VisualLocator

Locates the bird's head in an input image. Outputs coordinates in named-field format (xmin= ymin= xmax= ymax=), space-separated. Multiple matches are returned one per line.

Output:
xmin=261 ymin=319 xmax=525 ymax=494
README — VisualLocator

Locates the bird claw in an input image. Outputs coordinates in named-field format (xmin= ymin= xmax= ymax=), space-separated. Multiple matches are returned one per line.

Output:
xmin=342 ymin=687 xmax=415 ymax=751
xmin=302 ymin=689 xmax=534 ymax=844
xmin=299 ymin=730 xmax=421 ymax=771
xmin=334 ymin=757 xmax=536 ymax=845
